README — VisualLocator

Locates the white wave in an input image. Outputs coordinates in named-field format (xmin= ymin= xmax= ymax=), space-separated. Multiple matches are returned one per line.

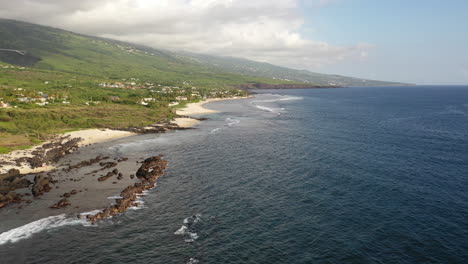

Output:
xmin=444 ymin=106 xmax=468 ymax=116
xmin=80 ymin=209 xmax=103 ymax=217
xmin=174 ymin=225 xmax=188 ymax=235
xmin=225 ymin=118 xmax=240 ymax=127
xmin=183 ymin=214 xmax=202 ymax=225
xmin=0 ymin=214 xmax=90 ymax=245
xmin=251 ymin=98 xmax=273 ymax=103
xmin=128 ymin=196 xmax=146 ymax=210
xmin=252 ymin=95 xmax=303 ymax=104
xmin=190 ymin=232 xmax=199 ymax=240
xmin=176 ymin=214 xmax=202 ymax=242
xmin=278 ymin=96 xmax=303 ymax=101
xmin=255 ymin=105 xmax=281 ymax=115
xmin=251 ymin=95 xmax=302 ymax=115
xmin=210 ymin=128 xmax=221 ymax=134
xmin=193 ymin=213 xmax=202 ymax=223
xmin=107 ymin=196 xmax=123 ymax=199
xmin=184 ymin=232 xmax=199 ymax=243
xmin=187 ymin=258 xmax=200 ymax=264
xmin=184 ymin=231 xmax=199 ymax=243
xmin=255 ymin=105 xmax=275 ymax=112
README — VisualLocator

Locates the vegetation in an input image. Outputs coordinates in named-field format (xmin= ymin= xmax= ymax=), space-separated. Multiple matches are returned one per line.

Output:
xmin=0 ymin=19 xmax=406 ymax=152
xmin=0 ymin=62 xmax=247 ymax=151
xmin=0 ymin=20 xmax=266 ymax=152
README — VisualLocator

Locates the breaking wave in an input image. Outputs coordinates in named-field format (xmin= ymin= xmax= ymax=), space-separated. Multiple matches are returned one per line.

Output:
xmin=254 ymin=105 xmax=280 ymax=114
xmin=129 ymin=190 xmax=150 ymax=210
xmin=0 ymin=214 xmax=91 ymax=246
xmin=187 ymin=257 xmax=200 ymax=264
xmin=251 ymin=95 xmax=303 ymax=104
xmin=174 ymin=214 xmax=202 ymax=243
xmin=251 ymin=95 xmax=301 ymax=115
xmin=225 ymin=118 xmax=240 ymax=127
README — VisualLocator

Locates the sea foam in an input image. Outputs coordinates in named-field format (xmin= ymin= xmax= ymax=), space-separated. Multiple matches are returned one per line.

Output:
xmin=174 ymin=214 xmax=202 ymax=243
xmin=0 ymin=214 xmax=90 ymax=245
xmin=225 ymin=118 xmax=240 ymax=127
xmin=254 ymin=105 xmax=280 ymax=114
xmin=251 ymin=95 xmax=302 ymax=115
xmin=187 ymin=257 xmax=200 ymax=264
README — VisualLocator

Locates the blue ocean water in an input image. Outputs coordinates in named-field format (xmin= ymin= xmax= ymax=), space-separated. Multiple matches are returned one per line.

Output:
xmin=0 ymin=86 xmax=467 ymax=263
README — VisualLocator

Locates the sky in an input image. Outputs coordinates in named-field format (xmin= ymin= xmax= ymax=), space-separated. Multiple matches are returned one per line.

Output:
xmin=0 ymin=0 xmax=467 ymax=84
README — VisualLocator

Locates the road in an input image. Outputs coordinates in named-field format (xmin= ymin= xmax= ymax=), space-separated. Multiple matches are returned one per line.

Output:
xmin=0 ymin=49 xmax=27 ymax=55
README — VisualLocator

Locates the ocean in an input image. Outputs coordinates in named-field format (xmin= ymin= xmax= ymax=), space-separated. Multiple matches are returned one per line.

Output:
xmin=0 ymin=86 xmax=467 ymax=263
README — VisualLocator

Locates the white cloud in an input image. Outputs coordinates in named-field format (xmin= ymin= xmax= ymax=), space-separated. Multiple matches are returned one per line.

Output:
xmin=462 ymin=70 xmax=468 ymax=78
xmin=0 ymin=0 xmax=370 ymax=69
xmin=302 ymin=0 xmax=340 ymax=7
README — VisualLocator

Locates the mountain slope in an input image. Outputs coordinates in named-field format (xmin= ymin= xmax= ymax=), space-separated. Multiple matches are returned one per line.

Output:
xmin=182 ymin=53 xmax=408 ymax=86
xmin=0 ymin=19 xmax=286 ymax=89
xmin=0 ymin=19 xmax=406 ymax=87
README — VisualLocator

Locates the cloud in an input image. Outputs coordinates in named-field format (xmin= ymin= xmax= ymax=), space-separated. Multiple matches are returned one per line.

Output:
xmin=0 ymin=0 xmax=370 ymax=69
xmin=462 ymin=70 xmax=468 ymax=78
xmin=302 ymin=0 xmax=340 ymax=7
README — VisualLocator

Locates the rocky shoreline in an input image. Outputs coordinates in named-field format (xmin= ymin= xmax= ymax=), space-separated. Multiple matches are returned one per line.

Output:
xmin=0 ymin=96 xmax=248 ymax=230
xmin=0 ymin=118 xmax=191 ymax=221
xmin=84 ymin=156 xmax=167 ymax=224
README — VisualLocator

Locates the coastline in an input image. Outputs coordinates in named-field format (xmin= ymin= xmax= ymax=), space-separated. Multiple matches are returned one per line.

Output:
xmin=0 ymin=96 xmax=251 ymax=239
xmin=173 ymin=97 xmax=251 ymax=128
xmin=0 ymin=96 xmax=249 ymax=174
xmin=0 ymin=129 xmax=136 ymax=175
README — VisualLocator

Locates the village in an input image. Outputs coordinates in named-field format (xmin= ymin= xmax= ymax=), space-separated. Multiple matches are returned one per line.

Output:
xmin=0 ymin=73 xmax=245 ymax=109
xmin=0 ymin=87 xmax=71 ymax=108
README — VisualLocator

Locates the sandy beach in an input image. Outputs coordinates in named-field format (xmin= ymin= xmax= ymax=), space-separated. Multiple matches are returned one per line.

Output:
xmin=173 ymin=97 xmax=250 ymax=128
xmin=0 ymin=129 xmax=136 ymax=175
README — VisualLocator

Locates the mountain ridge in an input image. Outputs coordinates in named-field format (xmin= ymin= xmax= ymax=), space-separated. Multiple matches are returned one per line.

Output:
xmin=0 ymin=18 xmax=409 ymax=87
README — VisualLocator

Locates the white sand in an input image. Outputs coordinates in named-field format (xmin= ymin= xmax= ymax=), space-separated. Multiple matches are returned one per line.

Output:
xmin=173 ymin=97 xmax=250 ymax=128
xmin=66 ymin=129 xmax=135 ymax=147
xmin=0 ymin=129 xmax=135 ymax=174
xmin=172 ymin=118 xmax=200 ymax=128
xmin=175 ymin=98 xmax=222 ymax=116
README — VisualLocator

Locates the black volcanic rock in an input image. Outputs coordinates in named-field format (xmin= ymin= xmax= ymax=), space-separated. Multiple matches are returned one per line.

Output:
xmin=32 ymin=175 xmax=52 ymax=196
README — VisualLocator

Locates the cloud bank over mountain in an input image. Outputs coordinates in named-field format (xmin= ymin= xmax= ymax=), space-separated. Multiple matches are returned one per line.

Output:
xmin=0 ymin=0 xmax=370 ymax=69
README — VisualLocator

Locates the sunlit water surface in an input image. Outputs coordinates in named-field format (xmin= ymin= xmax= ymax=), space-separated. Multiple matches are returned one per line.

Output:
xmin=0 ymin=86 xmax=467 ymax=264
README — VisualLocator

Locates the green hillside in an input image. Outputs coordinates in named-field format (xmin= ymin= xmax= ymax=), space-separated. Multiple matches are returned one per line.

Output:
xmin=0 ymin=19 xmax=293 ymax=88
xmin=0 ymin=19 xmax=407 ymax=87
xmin=0 ymin=19 xmax=407 ymax=152
xmin=0 ymin=19 xmax=258 ymax=152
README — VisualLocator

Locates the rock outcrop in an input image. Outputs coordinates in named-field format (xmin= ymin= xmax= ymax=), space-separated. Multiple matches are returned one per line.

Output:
xmin=0 ymin=169 xmax=31 ymax=208
xmin=98 ymin=171 xmax=115 ymax=182
xmin=31 ymin=175 xmax=52 ymax=196
xmin=85 ymin=156 xmax=167 ymax=224
xmin=121 ymin=121 xmax=194 ymax=134
xmin=23 ymin=136 xmax=82 ymax=169
xmin=0 ymin=192 xmax=22 ymax=208
xmin=66 ymin=156 xmax=109 ymax=172
xmin=50 ymin=198 xmax=70 ymax=209
xmin=0 ymin=169 xmax=31 ymax=194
